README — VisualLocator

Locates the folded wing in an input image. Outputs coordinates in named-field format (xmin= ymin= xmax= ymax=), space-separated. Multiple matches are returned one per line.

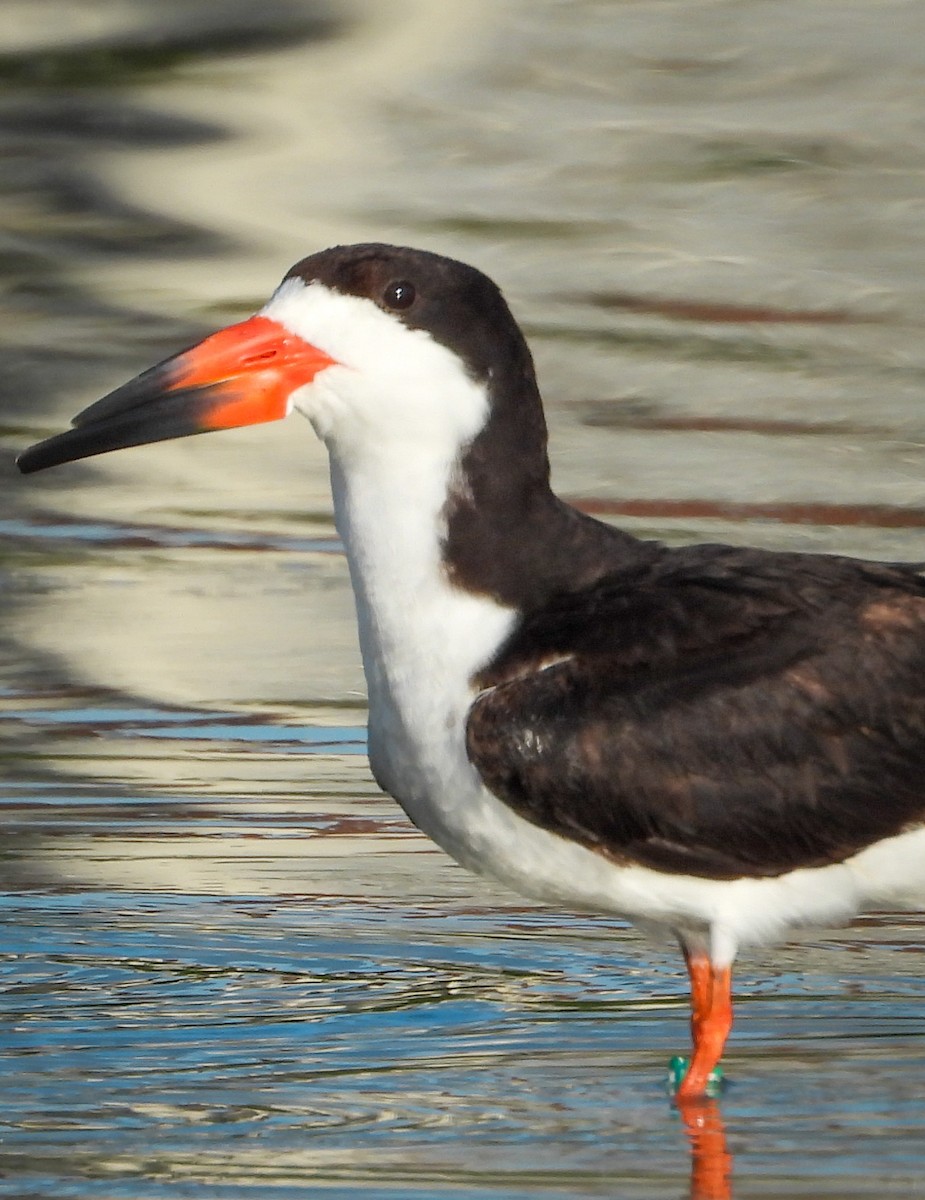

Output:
xmin=466 ymin=545 xmax=925 ymax=879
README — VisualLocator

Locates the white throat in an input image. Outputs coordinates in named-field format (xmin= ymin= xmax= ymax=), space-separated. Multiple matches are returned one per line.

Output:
xmin=326 ymin=442 xmax=515 ymax=832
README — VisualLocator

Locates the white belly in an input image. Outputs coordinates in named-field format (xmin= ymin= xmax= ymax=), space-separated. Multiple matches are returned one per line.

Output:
xmin=370 ymin=675 xmax=925 ymax=962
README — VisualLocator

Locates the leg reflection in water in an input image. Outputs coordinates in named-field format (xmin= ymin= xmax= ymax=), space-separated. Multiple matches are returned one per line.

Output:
xmin=677 ymin=1097 xmax=733 ymax=1200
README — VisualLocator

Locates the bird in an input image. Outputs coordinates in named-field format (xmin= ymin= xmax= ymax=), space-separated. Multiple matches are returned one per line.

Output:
xmin=17 ymin=243 xmax=925 ymax=1101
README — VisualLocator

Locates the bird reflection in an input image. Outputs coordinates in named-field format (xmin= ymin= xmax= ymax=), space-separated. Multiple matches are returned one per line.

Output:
xmin=677 ymin=1097 xmax=733 ymax=1200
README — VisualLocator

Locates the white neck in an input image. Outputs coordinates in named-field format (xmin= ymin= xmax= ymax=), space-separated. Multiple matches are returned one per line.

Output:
xmin=327 ymin=442 xmax=515 ymax=823
xmin=265 ymin=275 xmax=518 ymax=839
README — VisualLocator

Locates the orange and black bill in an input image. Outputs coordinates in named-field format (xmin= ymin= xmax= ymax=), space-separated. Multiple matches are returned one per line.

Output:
xmin=16 ymin=316 xmax=335 ymax=475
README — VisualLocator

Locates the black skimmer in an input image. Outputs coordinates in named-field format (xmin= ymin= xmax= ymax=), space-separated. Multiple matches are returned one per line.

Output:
xmin=17 ymin=244 xmax=925 ymax=1100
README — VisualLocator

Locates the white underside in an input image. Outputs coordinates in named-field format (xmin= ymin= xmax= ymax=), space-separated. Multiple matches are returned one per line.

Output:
xmin=263 ymin=277 xmax=925 ymax=971
xmin=433 ymin=779 xmax=925 ymax=967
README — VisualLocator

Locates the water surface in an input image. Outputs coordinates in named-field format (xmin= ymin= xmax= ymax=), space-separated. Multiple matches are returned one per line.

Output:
xmin=3 ymin=2 xmax=925 ymax=1196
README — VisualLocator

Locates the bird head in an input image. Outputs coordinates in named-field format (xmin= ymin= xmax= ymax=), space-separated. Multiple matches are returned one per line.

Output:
xmin=17 ymin=244 xmax=534 ymax=477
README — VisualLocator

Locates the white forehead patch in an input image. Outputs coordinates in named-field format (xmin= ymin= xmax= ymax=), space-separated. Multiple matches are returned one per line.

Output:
xmin=259 ymin=276 xmax=490 ymax=451
xmin=261 ymin=277 xmax=457 ymax=382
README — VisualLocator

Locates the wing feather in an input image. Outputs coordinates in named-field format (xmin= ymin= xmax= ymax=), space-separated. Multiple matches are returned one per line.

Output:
xmin=467 ymin=547 xmax=925 ymax=879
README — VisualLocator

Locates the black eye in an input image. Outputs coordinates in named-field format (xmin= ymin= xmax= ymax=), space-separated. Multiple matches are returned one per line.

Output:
xmin=382 ymin=280 xmax=416 ymax=311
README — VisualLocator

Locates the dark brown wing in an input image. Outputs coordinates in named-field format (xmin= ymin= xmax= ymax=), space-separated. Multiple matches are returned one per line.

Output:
xmin=466 ymin=545 xmax=925 ymax=879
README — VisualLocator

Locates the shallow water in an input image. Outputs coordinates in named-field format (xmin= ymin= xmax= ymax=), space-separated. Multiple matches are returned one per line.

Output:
xmin=3 ymin=2 xmax=925 ymax=1196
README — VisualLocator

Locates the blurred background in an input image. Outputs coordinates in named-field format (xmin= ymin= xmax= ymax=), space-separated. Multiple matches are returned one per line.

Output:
xmin=4 ymin=2 xmax=925 ymax=1197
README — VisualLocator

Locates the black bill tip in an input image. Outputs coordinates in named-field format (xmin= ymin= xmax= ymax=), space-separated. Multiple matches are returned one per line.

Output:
xmin=16 ymin=385 xmax=220 ymax=475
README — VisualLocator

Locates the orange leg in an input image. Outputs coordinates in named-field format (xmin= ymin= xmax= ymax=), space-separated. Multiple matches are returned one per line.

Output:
xmin=685 ymin=951 xmax=713 ymax=1044
xmin=676 ymin=949 xmax=733 ymax=1101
